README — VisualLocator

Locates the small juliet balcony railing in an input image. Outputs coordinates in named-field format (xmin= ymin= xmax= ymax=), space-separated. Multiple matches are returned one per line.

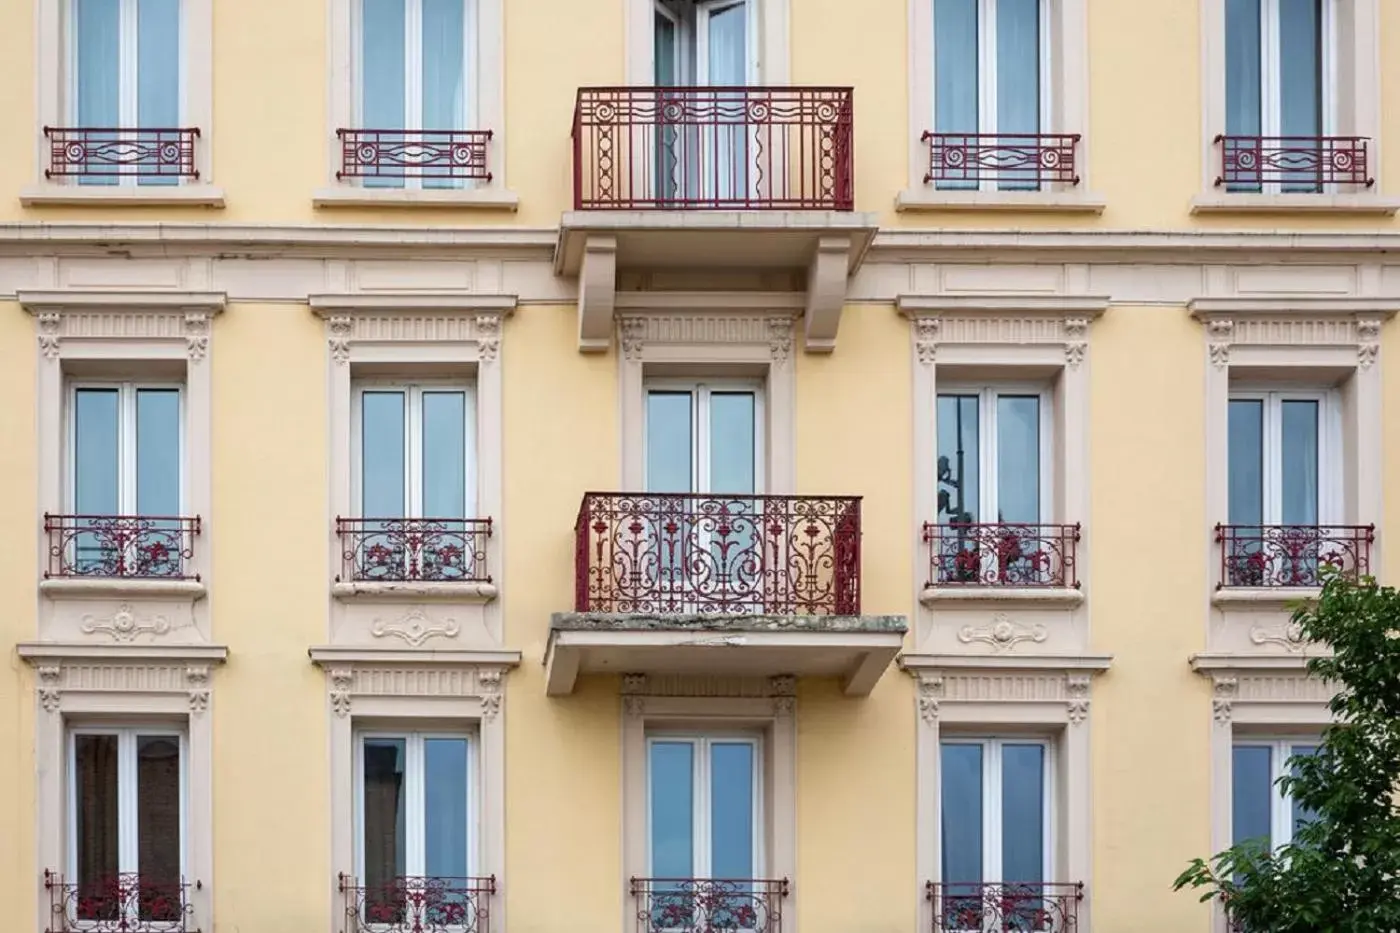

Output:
xmin=1217 ymin=523 xmax=1373 ymax=589
xmin=575 ymin=493 xmax=861 ymax=615
xmin=336 ymin=517 xmax=492 ymax=584
xmin=43 ymin=126 xmax=200 ymax=180
xmin=571 ymin=86 xmax=854 ymax=210
xmin=44 ymin=514 xmax=200 ymax=581
xmin=922 ymin=132 xmax=1081 ymax=188
xmin=335 ymin=128 xmax=493 ymax=183
xmin=924 ymin=522 xmax=1081 ymax=589
xmin=632 ymin=877 xmax=788 ymax=933
xmin=927 ymin=882 xmax=1083 ymax=933
xmin=1214 ymin=135 xmax=1372 ymax=191
xmin=339 ymin=874 xmax=495 ymax=933
xmin=44 ymin=870 xmax=198 ymax=933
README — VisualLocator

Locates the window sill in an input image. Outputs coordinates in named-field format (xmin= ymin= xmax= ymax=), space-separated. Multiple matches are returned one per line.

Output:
xmin=896 ymin=187 xmax=1106 ymax=214
xmin=40 ymin=578 xmax=207 ymax=600
xmin=331 ymin=581 xmax=499 ymax=602
xmin=312 ymin=186 xmax=520 ymax=210
xmin=920 ymin=586 xmax=1084 ymax=608
xmin=20 ymin=183 xmax=226 ymax=208
xmin=1212 ymin=586 xmax=1319 ymax=609
xmin=1190 ymin=192 xmax=1400 ymax=216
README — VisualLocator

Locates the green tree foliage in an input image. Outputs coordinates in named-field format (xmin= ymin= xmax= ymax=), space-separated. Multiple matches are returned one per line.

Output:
xmin=1174 ymin=573 xmax=1400 ymax=932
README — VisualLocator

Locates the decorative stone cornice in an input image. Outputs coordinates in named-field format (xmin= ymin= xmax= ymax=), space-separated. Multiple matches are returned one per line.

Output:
xmin=309 ymin=292 xmax=517 ymax=365
xmin=18 ymin=290 xmax=227 ymax=361
xmin=1189 ymin=298 xmax=1397 ymax=371
xmin=16 ymin=643 xmax=229 ymax=715
xmin=1189 ymin=654 xmax=1335 ymax=723
xmin=898 ymin=293 xmax=1109 ymax=367
xmin=901 ymin=653 xmax=1112 ymax=726
xmin=308 ymin=647 xmax=521 ymax=718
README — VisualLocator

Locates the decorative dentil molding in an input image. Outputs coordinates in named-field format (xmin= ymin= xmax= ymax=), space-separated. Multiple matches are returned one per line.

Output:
xmin=80 ymin=603 xmax=172 ymax=642
xmin=369 ymin=607 xmax=461 ymax=648
xmin=1189 ymin=300 xmax=1397 ymax=372
xmin=897 ymin=296 xmax=1108 ymax=370
xmin=956 ymin=613 xmax=1048 ymax=653
xmin=19 ymin=291 xmax=228 ymax=361
xmin=309 ymin=294 xmax=516 ymax=365
xmin=1248 ymin=620 xmax=1308 ymax=653
xmin=614 ymin=309 xmax=802 ymax=363
xmin=28 ymin=657 xmax=225 ymax=715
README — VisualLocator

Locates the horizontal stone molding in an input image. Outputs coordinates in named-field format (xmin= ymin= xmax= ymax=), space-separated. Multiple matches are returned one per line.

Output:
xmin=41 ymin=578 xmax=208 ymax=601
xmin=331 ymin=581 xmax=499 ymax=603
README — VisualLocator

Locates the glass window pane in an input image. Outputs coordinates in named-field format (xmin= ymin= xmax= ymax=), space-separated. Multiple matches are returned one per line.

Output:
xmin=75 ymin=0 xmax=120 ymax=189
xmin=647 ymin=391 xmax=693 ymax=493
xmin=362 ymin=392 xmax=407 ymax=516
xmin=362 ymin=0 xmax=407 ymax=128
xmin=1225 ymin=0 xmax=1262 ymax=136
xmin=1227 ymin=399 xmax=1264 ymax=525
xmin=710 ymin=742 xmax=754 ymax=879
xmin=136 ymin=389 xmax=181 ymax=516
xmin=1290 ymin=744 xmax=1319 ymax=837
xmin=654 ymin=10 xmax=677 ymax=84
xmin=136 ymin=0 xmax=180 ymax=187
xmin=363 ymin=739 xmax=408 ymax=887
xmin=74 ymin=734 xmax=120 ymax=903
xmin=1232 ymin=745 xmax=1273 ymax=849
xmin=422 ymin=0 xmax=465 ymax=130
xmin=422 ymin=391 xmax=468 ymax=518
xmin=424 ymin=738 xmax=470 ymax=878
xmin=136 ymin=735 xmax=182 ymax=911
xmin=996 ymin=395 xmax=1040 ymax=523
xmin=649 ymin=741 xmax=694 ymax=877
xmin=75 ymin=389 xmax=121 ymax=514
xmin=937 ymin=395 xmax=979 ymax=523
xmin=1001 ymin=744 xmax=1045 ymax=883
xmin=710 ymin=392 xmax=756 ymax=495
xmin=995 ymin=0 xmax=1041 ymax=191
xmin=1278 ymin=0 xmax=1322 ymax=137
xmin=934 ymin=0 xmax=979 ymax=190
xmin=1280 ymin=400 xmax=1319 ymax=525
xmin=940 ymin=743 xmax=983 ymax=885
xmin=704 ymin=1 xmax=748 ymax=86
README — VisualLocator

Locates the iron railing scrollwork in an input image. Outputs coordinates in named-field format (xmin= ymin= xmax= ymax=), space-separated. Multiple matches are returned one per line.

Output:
xmin=339 ymin=874 xmax=495 ymax=933
xmin=927 ymin=881 xmax=1082 ymax=933
xmin=1214 ymin=135 xmax=1372 ymax=190
xmin=924 ymin=522 xmax=1080 ymax=589
xmin=572 ymin=86 xmax=854 ymax=210
xmin=1216 ymin=523 xmax=1373 ymax=589
xmin=575 ymin=492 xmax=861 ymax=615
xmin=336 ymin=129 xmax=493 ymax=181
xmin=44 ymin=870 xmax=199 ymax=933
xmin=44 ymin=513 xmax=200 ymax=580
xmin=922 ymin=132 xmax=1081 ymax=187
xmin=336 ymin=517 xmax=492 ymax=583
xmin=44 ymin=126 xmax=200 ymax=179
xmin=631 ymin=877 xmax=788 ymax=933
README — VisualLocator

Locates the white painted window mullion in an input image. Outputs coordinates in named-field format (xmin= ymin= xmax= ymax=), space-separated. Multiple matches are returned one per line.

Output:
xmin=983 ymin=740 xmax=1000 ymax=887
xmin=407 ymin=735 xmax=426 ymax=877
xmin=118 ymin=732 xmax=139 ymax=878
xmin=695 ymin=387 xmax=710 ymax=495
xmin=405 ymin=0 xmax=424 ymax=190
xmin=463 ymin=385 xmax=478 ymax=518
xmin=1261 ymin=0 xmax=1282 ymax=194
xmin=119 ymin=0 xmax=139 ymax=187
xmin=1263 ymin=393 xmax=1282 ymax=525
xmin=695 ymin=738 xmax=710 ymax=879
xmin=408 ymin=388 xmax=424 ymax=517
xmin=121 ymin=384 xmax=138 ymax=514
xmin=978 ymin=0 xmax=998 ymax=193
xmin=980 ymin=390 xmax=997 ymax=522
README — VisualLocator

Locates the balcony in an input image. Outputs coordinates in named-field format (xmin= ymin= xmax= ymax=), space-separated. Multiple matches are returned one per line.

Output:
xmin=1216 ymin=523 xmax=1373 ymax=592
xmin=333 ymin=517 xmax=496 ymax=602
xmin=44 ymin=870 xmax=198 ymax=933
xmin=923 ymin=132 xmax=1082 ymax=188
xmin=339 ymin=874 xmax=495 ymax=933
xmin=546 ymin=493 xmax=906 ymax=696
xmin=922 ymin=522 xmax=1083 ymax=608
xmin=42 ymin=513 xmax=204 ymax=601
xmin=335 ymin=128 xmax=492 ymax=183
xmin=927 ymin=882 xmax=1082 ymax=933
xmin=43 ymin=126 xmax=200 ymax=181
xmin=1214 ymin=135 xmax=1372 ymax=191
xmin=631 ymin=877 xmax=787 ymax=933
xmin=558 ymin=86 xmax=877 ymax=353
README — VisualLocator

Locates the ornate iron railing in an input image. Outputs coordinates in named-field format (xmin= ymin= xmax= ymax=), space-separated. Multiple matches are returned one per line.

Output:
xmin=44 ymin=126 xmax=200 ymax=179
xmin=924 ymin=522 xmax=1080 ymax=589
xmin=44 ymin=514 xmax=200 ymax=580
xmin=336 ymin=517 xmax=492 ymax=583
xmin=335 ymin=129 xmax=493 ymax=181
xmin=927 ymin=882 xmax=1082 ymax=933
xmin=922 ymin=132 xmax=1081 ymax=186
xmin=1216 ymin=523 xmax=1373 ymax=589
xmin=572 ymin=86 xmax=854 ymax=210
xmin=1214 ymin=135 xmax=1372 ymax=189
xmin=575 ymin=493 xmax=861 ymax=615
xmin=339 ymin=874 xmax=495 ymax=933
xmin=44 ymin=870 xmax=198 ymax=933
xmin=631 ymin=877 xmax=787 ymax=933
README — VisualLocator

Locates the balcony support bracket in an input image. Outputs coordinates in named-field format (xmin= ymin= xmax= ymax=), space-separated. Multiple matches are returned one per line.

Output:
xmin=804 ymin=235 xmax=852 ymax=353
xmin=577 ymin=234 xmax=617 ymax=353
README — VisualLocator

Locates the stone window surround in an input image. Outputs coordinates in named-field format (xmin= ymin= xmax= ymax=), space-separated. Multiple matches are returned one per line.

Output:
xmin=16 ymin=642 xmax=229 ymax=933
xmin=900 ymin=0 xmax=1102 ymax=214
xmin=1193 ymin=0 xmax=1396 ymax=215
xmin=322 ymin=0 xmax=517 ymax=210
xmin=624 ymin=0 xmax=789 ymax=86
xmin=898 ymin=294 xmax=1107 ymax=643
xmin=27 ymin=0 xmax=222 ymax=207
xmin=902 ymin=653 xmax=1111 ymax=933
xmin=619 ymin=674 xmax=797 ymax=933
xmin=309 ymin=647 xmax=519 ymax=933
xmin=616 ymin=294 xmax=800 ymax=494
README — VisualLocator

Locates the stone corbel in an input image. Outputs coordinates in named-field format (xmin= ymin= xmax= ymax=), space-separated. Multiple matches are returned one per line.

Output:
xmin=577 ymin=235 xmax=617 ymax=353
xmin=803 ymin=236 xmax=853 ymax=353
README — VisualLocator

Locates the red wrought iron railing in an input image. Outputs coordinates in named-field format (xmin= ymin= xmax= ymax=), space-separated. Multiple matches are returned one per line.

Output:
xmin=924 ymin=522 xmax=1081 ymax=589
xmin=631 ymin=877 xmax=787 ymax=933
xmin=922 ymin=132 xmax=1081 ymax=186
xmin=571 ymin=86 xmax=854 ymax=210
xmin=1214 ymin=135 xmax=1372 ymax=189
xmin=927 ymin=882 xmax=1082 ymax=933
xmin=44 ymin=870 xmax=198 ymax=933
xmin=1216 ymin=523 xmax=1373 ymax=589
xmin=574 ymin=493 xmax=861 ymax=615
xmin=339 ymin=874 xmax=495 ymax=933
xmin=335 ymin=128 xmax=493 ymax=181
xmin=44 ymin=514 xmax=200 ymax=580
xmin=43 ymin=126 xmax=200 ymax=179
xmin=335 ymin=517 xmax=491 ymax=584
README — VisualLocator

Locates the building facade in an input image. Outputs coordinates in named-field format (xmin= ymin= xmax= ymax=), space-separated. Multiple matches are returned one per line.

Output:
xmin=0 ymin=1 xmax=1396 ymax=932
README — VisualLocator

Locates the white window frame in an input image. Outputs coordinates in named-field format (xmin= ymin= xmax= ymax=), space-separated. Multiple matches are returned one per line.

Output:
xmin=65 ymin=726 xmax=189 ymax=919
xmin=351 ymin=381 xmax=478 ymax=520
xmin=1231 ymin=735 xmax=1320 ymax=850
xmin=935 ymin=383 xmax=1053 ymax=525
xmin=66 ymin=381 xmax=186 ymax=516
xmin=642 ymin=379 xmax=766 ymax=496
xmin=938 ymin=736 xmax=1054 ymax=890
xmin=348 ymin=0 xmax=479 ymax=191
xmin=1226 ymin=388 xmax=1340 ymax=525
xmin=644 ymin=733 xmax=765 ymax=880
xmin=353 ymin=730 xmax=481 ymax=880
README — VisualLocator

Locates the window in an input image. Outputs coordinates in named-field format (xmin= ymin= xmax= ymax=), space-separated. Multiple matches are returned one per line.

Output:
xmin=936 ymin=389 xmax=1047 ymax=525
xmin=1232 ymin=739 xmax=1319 ymax=850
xmin=354 ymin=0 xmax=477 ymax=188
xmin=932 ymin=0 xmax=1048 ymax=190
xmin=68 ymin=0 xmax=182 ymax=186
xmin=648 ymin=735 xmax=761 ymax=880
xmin=653 ymin=0 xmax=755 ymax=86
xmin=354 ymin=384 xmax=476 ymax=520
xmin=68 ymin=728 xmax=185 ymax=923
xmin=645 ymin=382 xmax=761 ymax=496
xmin=357 ymin=733 xmax=476 ymax=884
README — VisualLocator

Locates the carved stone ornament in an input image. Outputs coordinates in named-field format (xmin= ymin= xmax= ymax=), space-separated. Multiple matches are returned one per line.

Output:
xmin=475 ymin=313 xmax=502 ymax=362
xmin=81 ymin=603 xmax=171 ymax=643
xmin=622 ymin=673 xmax=649 ymax=695
xmin=1357 ymin=318 xmax=1382 ymax=371
xmin=478 ymin=667 xmax=504 ymax=722
xmin=329 ymin=667 xmax=354 ymax=717
xmin=1212 ymin=675 xmax=1238 ymax=723
xmin=957 ymin=613 xmax=1048 ymax=653
xmin=37 ymin=311 xmax=62 ymax=360
xmin=1066 ymin=673 xmax=1091 ymax=725
xmin=1063 ymin=317 xmax=1089 ymax=370
xmin=1249 ymin=619 xmax=1308 ymax=653
xmin=917 ymin=674 xmax=944 ymax=724
xmin=619 ymin=316 xmax=646 ymax=362
xmin=767 ymin=317 xmax=794 ymax=364
xmin=914 ymin=317 xmax=939 ymax=366
xmin=37 ymin=664 xmax=62 ymax=713
xmin=623 ymin=694 xmax=646 ymax=717
xmin=187 ymin=664 xmax=211 ymax=715
xmin=370 ymin=607 xmax=460 ymax=648
xmin=185 ymin=311 xmax=212 ymax=362
xmin=1206 ymin=319 xmax=1233 ymax=370
xmin=327 ymin=315 xmax=354 ymax=365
